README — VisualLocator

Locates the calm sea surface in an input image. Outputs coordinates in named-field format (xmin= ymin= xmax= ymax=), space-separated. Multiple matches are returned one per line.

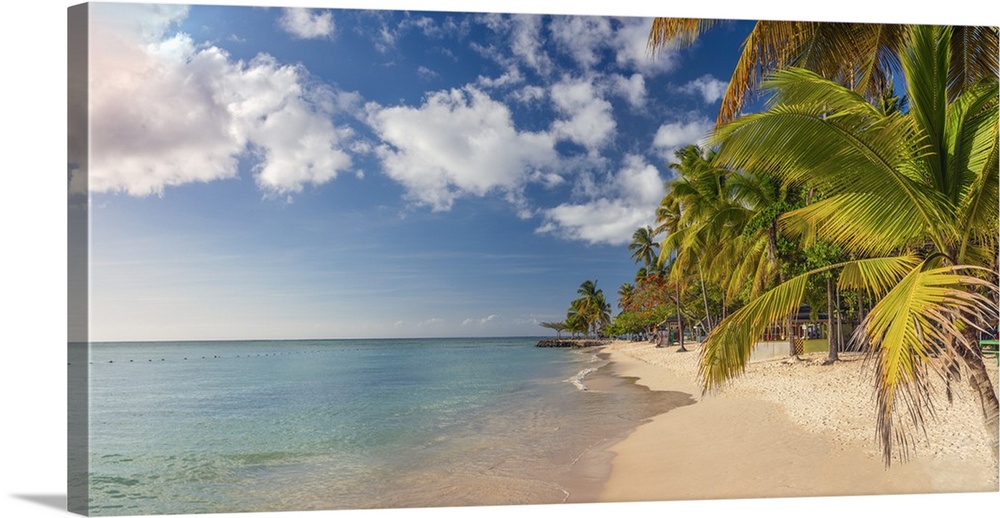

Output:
xmin=71 ymin=337 xmax=691 ymax=515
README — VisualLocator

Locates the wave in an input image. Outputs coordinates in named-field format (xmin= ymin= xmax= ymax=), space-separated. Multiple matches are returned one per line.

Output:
xmin=565 ymin=367 xmax=598 ymax=391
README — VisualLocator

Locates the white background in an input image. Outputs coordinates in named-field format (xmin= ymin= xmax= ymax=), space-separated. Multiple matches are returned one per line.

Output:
xmin=3 ymin=1 xmax=998 ymax=517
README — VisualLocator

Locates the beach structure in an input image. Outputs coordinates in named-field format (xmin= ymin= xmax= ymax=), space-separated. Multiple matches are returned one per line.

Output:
xmin=656 ymin=316 xmax=688 ymax=345
xmin=760 ymin=304 xmax=831 ymax=341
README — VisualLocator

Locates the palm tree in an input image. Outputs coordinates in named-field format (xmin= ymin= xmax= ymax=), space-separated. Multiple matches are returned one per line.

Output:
xmin=573 ymin=280 xmax=612 ymax=337
xmin=539 ymin=321 xmax=568 ymax=339
xmin=617 ymin=282 xmax=636 ymax=311
xmin=657 ymin=144 xmax=751 ymax=337
xmin=565 ymin=307 xmax=588 ymax=338
xmin=701 ymin=24 xmax=999 ymax=465
xmin=648 ymin=20 xmax=998 ymax=126
xmin=725 ymin=171 xmax=807 ymax=355
xmin=628 ymin=226 xmax=660 ymax=270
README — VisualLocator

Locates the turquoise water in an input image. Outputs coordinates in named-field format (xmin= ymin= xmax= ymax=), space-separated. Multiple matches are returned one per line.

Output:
xmin=72 ymin=338 xmax=690 ymax=515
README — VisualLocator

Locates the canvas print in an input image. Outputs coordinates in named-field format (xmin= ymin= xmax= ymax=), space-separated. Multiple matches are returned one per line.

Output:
xmin=67 ymin=1 xmax=1000 ymax=516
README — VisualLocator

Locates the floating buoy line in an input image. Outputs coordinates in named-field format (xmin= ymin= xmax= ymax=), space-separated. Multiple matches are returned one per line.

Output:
xmin=67 ymin=348 xmax=359 ymax=366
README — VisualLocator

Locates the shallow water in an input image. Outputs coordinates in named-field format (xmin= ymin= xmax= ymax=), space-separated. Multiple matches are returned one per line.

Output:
xmin=71 ymin=338 xmax=692 ymax=515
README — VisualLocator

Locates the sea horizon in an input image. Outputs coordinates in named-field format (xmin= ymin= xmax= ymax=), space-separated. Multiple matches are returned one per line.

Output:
xmin=81 ymin=335 xmax=552 ymax=345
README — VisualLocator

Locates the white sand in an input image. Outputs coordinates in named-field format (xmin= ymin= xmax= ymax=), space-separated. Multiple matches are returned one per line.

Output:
xmin=598 ymin=340 xmax=999 ymax=502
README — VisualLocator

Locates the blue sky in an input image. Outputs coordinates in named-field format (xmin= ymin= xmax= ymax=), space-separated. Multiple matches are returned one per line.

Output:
xmin=78 ymin=1 xmax=762 ymax=341
xmin=79 ymin=1 xmax=957 ymax=341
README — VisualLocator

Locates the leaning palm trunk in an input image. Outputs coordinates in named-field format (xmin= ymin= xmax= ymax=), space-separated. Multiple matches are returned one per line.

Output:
xmin=855 ymin=264 xmax=999 ymax=464
xmin=954 ymin=335 xmax=1000 ymax=457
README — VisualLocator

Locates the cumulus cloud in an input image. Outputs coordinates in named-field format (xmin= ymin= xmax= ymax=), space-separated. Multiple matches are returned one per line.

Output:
xmin=537 ymin=155 xmax=666 ymax=246
xmin=547 ymin=16 xmax=676 ymax=77
xmin=367 ymin=87 xmax=560 ymax=211
xmin=88 ymin=4 xmax=352 ymax=197
xmin=462 ymin=314 xmax=502 ymax=326
xmin=549 ymin=77 xmax=616 ymax=154
xmin=610 ymin=73 xmax=646 ymax=108
xmin=678 ymin=74 xmax=729 ymax=103
xmin=511 ymin=84 xmax=546 ymax=104
xmin=476 ymin=67 xmax=525 ymax=90
xmin=550 ymin=16 xmax=613 ymax=70
xmin=506 ymin=14 xmax=553 ymax=76
xmin=279 ymin=8 xmax=334 ymax=39
xmin=475 ymin=13 xmax=553 ymax=77
xmin=610 ymin=17 xmax=680 ymax=75
xmin=651 ymin=118 xmax=714 ymax=160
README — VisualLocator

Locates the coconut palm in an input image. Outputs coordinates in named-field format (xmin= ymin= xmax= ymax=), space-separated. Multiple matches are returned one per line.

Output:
xmin=572 ymin=280 xmax=612 ymax=337
xmin=657 ymin=144 xmax=752 ymax=335
xmin=564 ymin=307 xmax=588 ymax=338
xmin=617 ymin=282 xmax=636 ymax=311
xmin=648 ymin=20 xmax=998 ymax=126
xmin=628 ymin=226 xmax=660 ymax=270
xmin=701 ymin=24 xmax=999 ymax=464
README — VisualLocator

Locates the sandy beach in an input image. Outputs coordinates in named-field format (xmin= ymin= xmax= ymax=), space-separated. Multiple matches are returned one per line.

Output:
xmin=596 ymin=340 xmax=999 ymax=502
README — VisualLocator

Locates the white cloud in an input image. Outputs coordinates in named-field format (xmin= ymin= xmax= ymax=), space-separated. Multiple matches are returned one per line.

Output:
xmin=508 ymin=14 xmax=553 ymax=76
xmin=610 ymin=73 xmax=647 ymax=108
xmin=651 ymin=118 xmax=714 ymax=160
xmin=367 ymin=86 xmax=560 ymax=211
xmin=88 ymin=4 xmax=352 ymax=197
xmin=679 ymin=74 xmax=729 ymax=103
xmin=475 ymin=13 xmax=553 ymax=77
xmin=537 ymin=155 xmax=666 ymax=246
xmin=550 ymin=16 xmax=613 ymax=70
xmin=610 ymin=17 xmax=680 ymax=75
xmin=548 ymin=16 xmax=676 ymax=77
xmin=462 ymin=314 xmax=502 ymax=326
xmin=511 ymin=85 xmax=546 ymax=104
xmin=417 ymin=65 xmax=439 ymax=81
xmin=418 ymin=318 xmax=444 ymax=328
xmin=476 ymin=67 xmax=525 ymax=90
xmin=549 ymin=77 xmax=616 ymax=154
xmin=279 ymin=8 xmax=334 ymax=39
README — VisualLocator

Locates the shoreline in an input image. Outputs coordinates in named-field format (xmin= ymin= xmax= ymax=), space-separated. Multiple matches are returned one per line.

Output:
xmin=589 ymin=339 xmax=998 ymax=502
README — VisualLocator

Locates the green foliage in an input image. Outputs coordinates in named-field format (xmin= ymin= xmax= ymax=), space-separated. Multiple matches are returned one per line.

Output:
xmin=702 ymin=25 xmax=999 ymax=464
xmin=565 ymin=280 xmax=612 ymax=338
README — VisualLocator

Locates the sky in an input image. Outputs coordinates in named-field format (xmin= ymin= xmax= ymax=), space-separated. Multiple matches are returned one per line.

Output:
xmin=76 ymin=1 xmax=764 ymax=341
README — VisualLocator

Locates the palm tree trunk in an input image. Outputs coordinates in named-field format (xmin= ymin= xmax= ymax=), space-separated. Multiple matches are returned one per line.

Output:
xmin=956 ymin=341 xmax=1000 ymax=458
xmin=676 ymin=283 xmax=688 ymax=352
xmin=823 ymin=276 xmax=839 ymax=365
xmin=787 ymin=315 xmax=796 ymax=357
xmin=698 ymin=264 xmax=713 ymax=334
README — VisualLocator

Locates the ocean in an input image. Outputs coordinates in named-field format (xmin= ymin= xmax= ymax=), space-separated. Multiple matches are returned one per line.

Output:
xmin=70 ymin=337 xmax=692 ymax=515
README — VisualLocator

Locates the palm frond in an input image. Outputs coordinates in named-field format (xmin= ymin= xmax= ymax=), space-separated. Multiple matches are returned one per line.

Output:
xmin=854 ymin=263 xmax=999 ymax=464
xmin=647 ymin=18 xmax=724 ymax=55
xmin=950 ymin=81 xmax=1000 ymax=263
xmin=718 ymin=21 xmax=820 ymax=124
xmin=781 ymin=194 xmax=931 ymax=257
xmin=712 ymin=67 xmax=957 ymax=253
xmin=903 ymin=25 xmax=952 ymax=193
xmin=700 ymin=272 xmax=810 ymax=391
xmin=838 ymin=254 xmax=923 ymax=298
xmin=948 ymin=26 xmax=1000 ymax=102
